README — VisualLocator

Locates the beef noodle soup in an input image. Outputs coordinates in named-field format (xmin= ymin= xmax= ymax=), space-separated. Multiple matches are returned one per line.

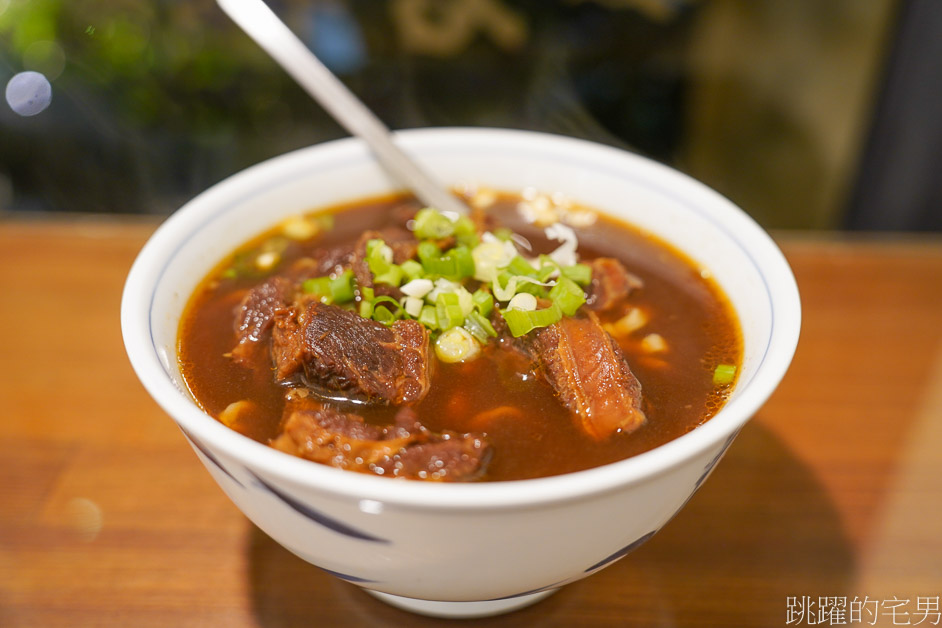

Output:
xmin=177 ymin=190 xmax=742 ymax=482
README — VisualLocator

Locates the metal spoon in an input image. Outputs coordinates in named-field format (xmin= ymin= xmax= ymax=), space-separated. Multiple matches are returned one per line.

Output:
xmin=215 ymin=0 xmax=469 ymax=215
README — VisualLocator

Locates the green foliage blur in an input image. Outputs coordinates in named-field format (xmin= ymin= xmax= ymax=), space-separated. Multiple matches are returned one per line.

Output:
xmin=0 ymin=0 xmax=349 ymax=214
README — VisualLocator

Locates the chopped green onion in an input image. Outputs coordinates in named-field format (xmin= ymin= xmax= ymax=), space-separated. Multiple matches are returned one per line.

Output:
xmin=329 ymin=270 xmax=355 ymax=303
xmin=496 ymin=271 xmax=546 ymax=299
xmin=301 ymin=272 xmax=355 ymax=305
xmin=536 ymin=262 xmax=558 ymax=282
xmin=418 ymin=304 xmax=439 ymax=330
xmin=472 ymin=241 xmax=513 ymax=282
xmin=400 ymin=277 xmax=434 ymax=298
xmin=373 ymin=263 xmax=403 ymax=287
xmin=417 ymin=240 xmax=440 ymax=263
xmin=365 ymin=238 xmax=388 ymax=260
xmin=366 ymin=239 xmax=403 ymax=287
xmin=413 ymin=208 xmax=456 ymax=240
xmin=492 ymin=273 xmax=547 ymax=302
xmin=373 ymin=306 xmax=397 ymax=325
xmin=472 ymin=289 xmax=493 ymax=317
xmin=713 ymin=364 xmax=737 ymax=385
xmin=402 ymin=296 xmax=424 ymax=317
xmin=358 ymin=287 xmax=375 ymax=318
xmin=454 ymin=215 xmax=479 ymax=247
xmin=400 ymin=259 xmax=425 ymax=281
xmin=492 ymin=227 xmax=513 ymax=241
xmin=561 ymin=263 xmax=592 ymax=286
xmin=455 ymin=285 xmax=475 ymax=317
xmin=507 ymin=292 xmax=538 ymax=311
xmin=422 ymin=254 xmax=457 ymax=277
xmin=371 ymin=295 xmax=401 ymax=310
xmin=435 ymin=326 xmax=481 ymax=363
xmin=549 ymin=277 xmax=586 ymax=316
xmin=436 ymin=292 xmax=464 ymax=330
xmin=302 ymin=276 xmax=331 ymax=299
xmin=507 ymin=255 xmax=538 ymax=278
xmin=371 ymin=296 xmax=401 ymax=325
xmin=463 ymin=317 xmax=489 ymax=344
xmin=501 ymin=302 xmax=563 ymax=337
xmin=450 ymin=246 xmax=475 ymax=278
xmin=454 ymin=215 xmax=476 ymax=236
xmin=347 ymin=212 xmax=598 ymax=344
xmin=468 ymin=310 xmax=497 ymax=338
xmin=422 ymin=246 xmax=475 ymax=280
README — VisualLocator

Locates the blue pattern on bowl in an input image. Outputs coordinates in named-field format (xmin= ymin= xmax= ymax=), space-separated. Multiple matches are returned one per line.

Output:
xmin=694 ymin=430 xmax=739 ymax=491
xmin=180 ymin=428 xmax=245 ymax=489
xmin=583 ymin=529 xmax=659 ymax=574
xmin=316 ymin=566 xmax=378 ymax=584
xmin=247 ymin=470 xmax=391 ymax=544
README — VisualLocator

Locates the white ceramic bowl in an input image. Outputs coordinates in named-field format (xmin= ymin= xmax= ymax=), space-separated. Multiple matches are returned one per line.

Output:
xmin=121 ymin=128 xmax=800 ymax=618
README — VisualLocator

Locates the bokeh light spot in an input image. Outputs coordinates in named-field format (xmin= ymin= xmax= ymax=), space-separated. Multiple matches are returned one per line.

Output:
xmin=66 ymin=497 xmax=104 ymax=542
xmin=23 ymin=40 xmax=67 ymax=80
xmin=5 ymin=71 xmax=52 ymax=116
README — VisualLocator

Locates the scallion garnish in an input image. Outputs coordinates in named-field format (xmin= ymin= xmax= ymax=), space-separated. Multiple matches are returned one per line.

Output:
xmin=561 ymin=262 xmax=592 ymax=286
xmin=418 ymin=304 xmax=439 ymax=329
xmin=435 ymin=292 xmax=465 ymax=331
xmin=358 ymin=287 xmax=375 ymax=318
xmin=343 ymin=207 xmax=602 ymax=344
xmin=468 ymin=310 xmax=497 ymax=338
xmin=507 ymin=255 xmax=539 ymax=278
xmin=549 ymin=276 xmax=586 ymax=316
xmin=417 ymin=240 xmax=440 ymax=263
xmin=502 ymin=302 xmax=563 ymax=337
xmin=301 ymin=270 xmax=355 ymax=304
xmin=302 ymin=276 xmax=331 ymax=300
xmin=413 ymin=207 xmax=456 ymax=240
xmin=370 ymin=296 xmax=402 ymax=325
xmin=471 ymin=288 xmax=493 ymax=317
xmin=366 ymin=239 xmax=403 ymax=287
xmin=713 ymin=364 xmax=737 ymax=385
xmin=329 ymin=270 xmax=355 ymax=303
xmin=400 ymin=259 xmax=425 ymax=281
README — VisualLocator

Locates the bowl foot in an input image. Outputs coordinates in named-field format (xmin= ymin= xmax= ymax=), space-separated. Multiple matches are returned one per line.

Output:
xmin=366 ymin=588 xmax=558 ymax=618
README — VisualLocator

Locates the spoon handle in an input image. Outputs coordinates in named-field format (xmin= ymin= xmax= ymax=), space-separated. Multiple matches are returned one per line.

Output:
xmin=216 ymin=0 xmax=469 ymax=215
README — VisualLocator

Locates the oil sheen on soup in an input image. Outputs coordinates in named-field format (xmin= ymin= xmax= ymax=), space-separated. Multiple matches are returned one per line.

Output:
xmin=177 ymin=190 xmax=742 ymax=482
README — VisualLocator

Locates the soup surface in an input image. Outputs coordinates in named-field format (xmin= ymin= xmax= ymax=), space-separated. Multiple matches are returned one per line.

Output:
xmin=178 ymin=191 xmax=741 ymax=482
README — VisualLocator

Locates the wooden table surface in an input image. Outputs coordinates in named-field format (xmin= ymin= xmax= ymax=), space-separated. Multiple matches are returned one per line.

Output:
xmin=2 ymin=217 xmax=941 ymax=627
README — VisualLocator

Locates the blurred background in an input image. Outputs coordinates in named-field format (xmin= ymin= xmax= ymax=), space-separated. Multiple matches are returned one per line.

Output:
xmin=0 ymin=0 xmax=939 ymax=230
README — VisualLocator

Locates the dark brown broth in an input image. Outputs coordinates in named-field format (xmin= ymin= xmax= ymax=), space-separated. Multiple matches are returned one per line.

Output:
xmin=177 ymin=193 xmax=742 ymax=481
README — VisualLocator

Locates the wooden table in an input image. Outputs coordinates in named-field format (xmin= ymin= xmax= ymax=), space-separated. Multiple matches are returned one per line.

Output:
xmin=2 ymin=218 xmax=941 ymax=627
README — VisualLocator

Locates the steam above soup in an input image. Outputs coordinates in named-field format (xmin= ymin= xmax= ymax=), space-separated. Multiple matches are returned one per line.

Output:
xmin=177 ymin=190 xmax=741 ymax=482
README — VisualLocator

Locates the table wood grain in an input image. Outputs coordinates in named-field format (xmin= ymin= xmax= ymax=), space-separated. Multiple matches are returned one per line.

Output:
xmin=2 ymin=219 xmax=941 ymax=627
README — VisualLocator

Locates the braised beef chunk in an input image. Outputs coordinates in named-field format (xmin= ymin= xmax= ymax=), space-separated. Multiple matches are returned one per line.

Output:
xmin=272 ymin=398 xmax=490 ymax=481
xmin=231 ymin=276 xmax=294 ymax=365
xmin=586 ymin=258 xmax=643 ymax=312
xmin=373 ymin=437 xmax=490 ymax=481
xmin=288 ymin=243 xmax=356 ymax=279
xmin=272 ymin=302 xmax=431 ymax=405
xmin=527 ymin=312 xmax=646 ymax=439
xmin=271 ymin=304 xmax=304 ymax=380
xmin=351 ymin=228 xmax=419 ymax=296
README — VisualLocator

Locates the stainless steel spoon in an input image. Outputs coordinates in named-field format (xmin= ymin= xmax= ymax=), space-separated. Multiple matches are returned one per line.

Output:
xmin=216 ymin=0 xmax=469 ymax=215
